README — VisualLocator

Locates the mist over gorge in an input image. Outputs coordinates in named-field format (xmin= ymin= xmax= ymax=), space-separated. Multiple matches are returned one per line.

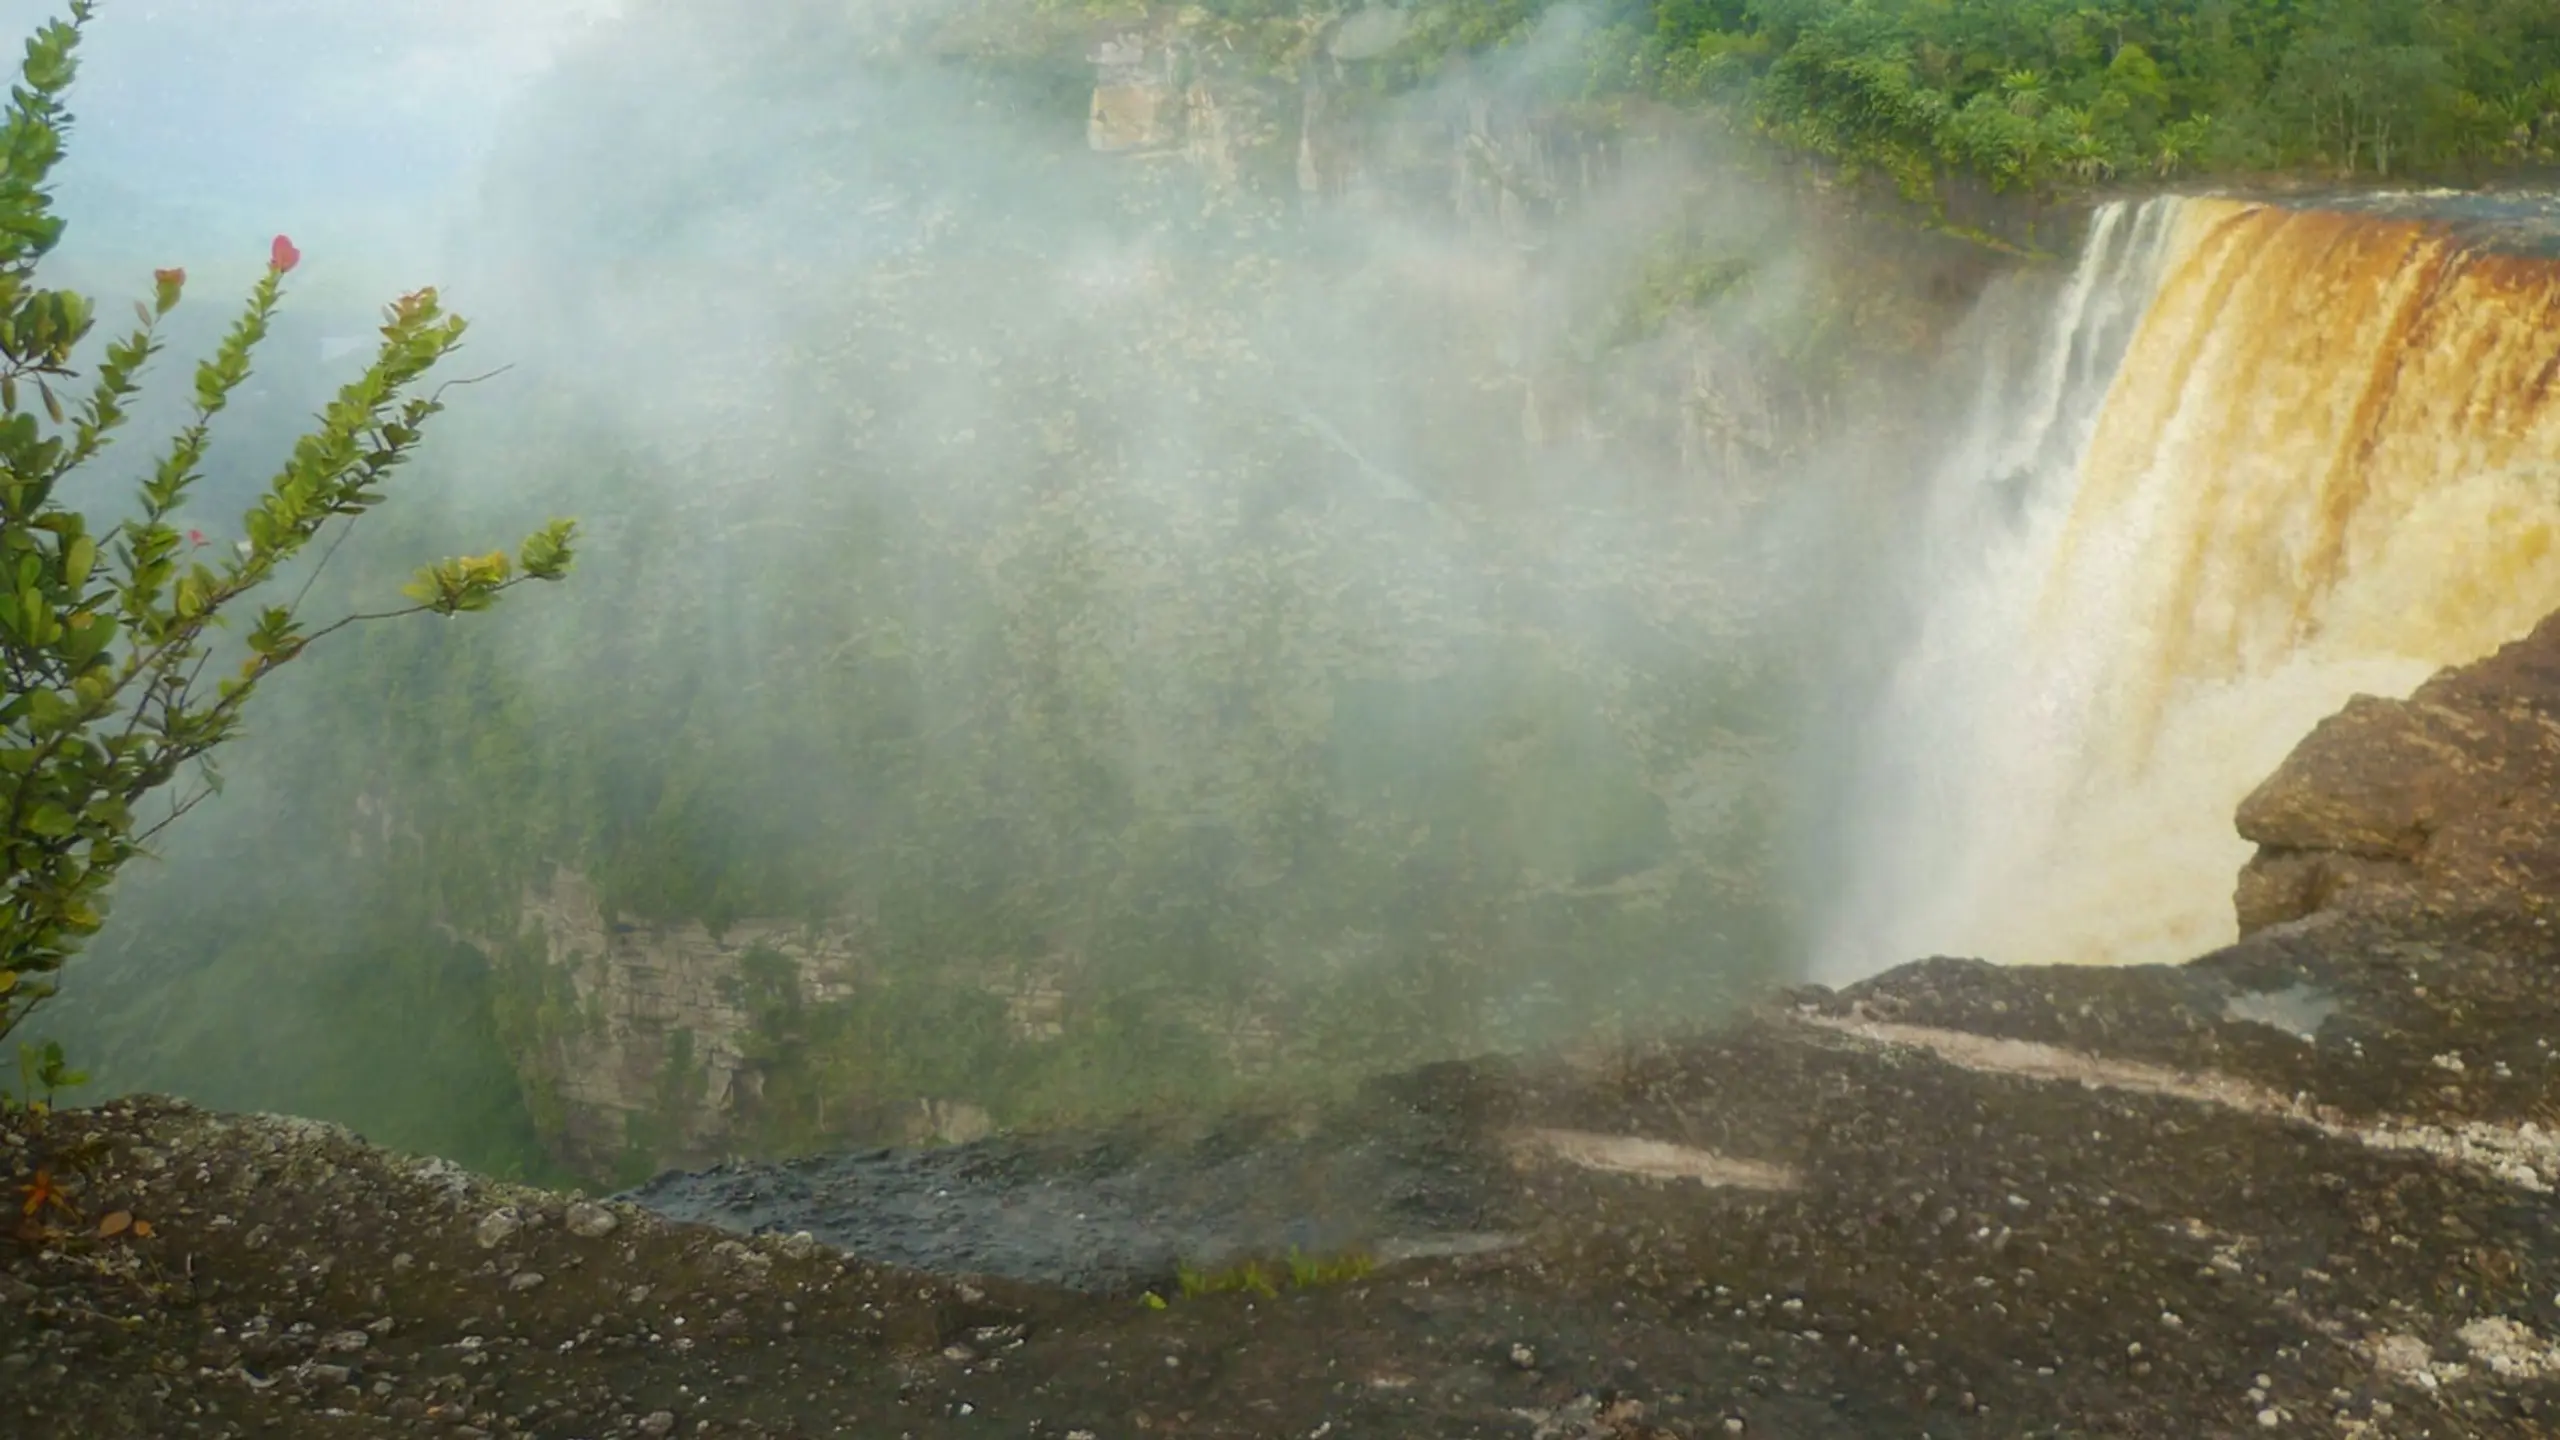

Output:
xmin=30 ymin=0 xmax=2560 ymax=1196
xmin=51 ymin=0 xmax=1991 ymax=1180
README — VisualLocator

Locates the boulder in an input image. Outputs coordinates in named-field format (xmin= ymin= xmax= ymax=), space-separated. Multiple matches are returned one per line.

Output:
xmin=2236 ymin=608 xmax=2560 ymax=933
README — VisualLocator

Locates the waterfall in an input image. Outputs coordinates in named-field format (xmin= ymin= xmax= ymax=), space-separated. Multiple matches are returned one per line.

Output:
xmin=1820 ymin=195 xmax=2560 ymax=981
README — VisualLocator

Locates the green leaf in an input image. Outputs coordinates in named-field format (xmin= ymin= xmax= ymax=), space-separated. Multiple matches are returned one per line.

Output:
xmin=23 ymin=687 xmax=66 ymax=730
xmin=26 ymin=804 xmax=74 ymax=838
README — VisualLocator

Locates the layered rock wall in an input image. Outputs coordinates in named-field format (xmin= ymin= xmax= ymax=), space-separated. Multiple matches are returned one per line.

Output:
xmin=501 ymin=870 xmax=870 ymax=1171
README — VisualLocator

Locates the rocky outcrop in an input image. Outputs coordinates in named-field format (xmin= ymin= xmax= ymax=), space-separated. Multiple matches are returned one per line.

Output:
xmin=1078 ymin=16 xmax=1617 ymax=225
xmin=2235 ymin=609 xmax=2560 ymax=934
xmin=1085 ymin=34 xmax=1178 ymax=153
xmin=504 ymin=869 xmax=871 ymax=1171
xmin=494 ymin=871 xmax=1030 ymax=1175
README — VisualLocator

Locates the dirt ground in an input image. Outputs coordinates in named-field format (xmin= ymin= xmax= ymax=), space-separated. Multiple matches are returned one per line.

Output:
xmin=9 ymin=906 xmax=2560 ymax=1438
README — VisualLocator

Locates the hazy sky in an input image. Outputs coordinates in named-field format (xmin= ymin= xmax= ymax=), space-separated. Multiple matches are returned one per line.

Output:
xmin=0 ymin=0 xmax=623 ymax=279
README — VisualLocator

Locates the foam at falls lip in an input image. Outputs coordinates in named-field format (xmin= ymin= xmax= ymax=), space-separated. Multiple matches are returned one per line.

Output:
xmin=1827 ymin=196 xmax=2560 ymax=978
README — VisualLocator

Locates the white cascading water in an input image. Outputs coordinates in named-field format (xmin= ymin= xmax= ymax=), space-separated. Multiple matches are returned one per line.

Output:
xmin=1820 ymin=195 xmax=2560 ymax=981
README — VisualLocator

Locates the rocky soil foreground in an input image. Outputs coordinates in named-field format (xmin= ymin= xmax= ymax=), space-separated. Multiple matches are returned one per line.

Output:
xmin=13 ymin=616 xmax=2560 ymax=1440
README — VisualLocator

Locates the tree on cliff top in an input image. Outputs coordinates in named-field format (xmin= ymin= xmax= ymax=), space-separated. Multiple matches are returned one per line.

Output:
xmin=0 ymin=2 xmax=576 ymax=1070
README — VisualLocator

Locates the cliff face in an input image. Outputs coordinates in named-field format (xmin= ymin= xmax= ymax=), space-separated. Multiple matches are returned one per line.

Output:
xmin=494 ymin=871 xmax=1002 ymax=1178
xmin=2236 ymin=608 xmax=2560 ymax=934
xmin=500 ymin=870 xmax=859 ymax=1173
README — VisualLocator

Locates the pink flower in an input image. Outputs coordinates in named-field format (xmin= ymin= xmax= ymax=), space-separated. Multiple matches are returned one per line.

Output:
xmin=187 ymin=529 xmax=206 ymax=547
xmin=269 ymin=235 xmax=300 ymax=275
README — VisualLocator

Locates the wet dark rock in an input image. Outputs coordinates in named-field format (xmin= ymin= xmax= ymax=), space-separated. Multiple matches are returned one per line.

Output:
xmin=617 ymin=1070 xmax=1512 ymax=1293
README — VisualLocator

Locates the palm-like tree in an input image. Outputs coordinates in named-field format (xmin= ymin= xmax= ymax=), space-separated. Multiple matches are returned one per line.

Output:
xmin=2000 ymin=67 xmax=2047 ymax=118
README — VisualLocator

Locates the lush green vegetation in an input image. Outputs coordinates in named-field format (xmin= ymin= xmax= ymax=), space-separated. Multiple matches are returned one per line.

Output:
xmin=1100 ymin=0 xmax=2560 ymax=200
xmin=0 ymin=3 xmax=574 ymax=1091
xmin=1692 ymin=0 xmax=2560 ymax=195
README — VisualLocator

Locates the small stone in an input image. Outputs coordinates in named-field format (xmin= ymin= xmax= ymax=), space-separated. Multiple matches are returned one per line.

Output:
xmin=638 ymin=1411 xmax=678 ymax=1437
xmin=508 ymin=1271 xmax=547 ymax=1292
xmin=709 ymin=1239 xmax=771 ymax=1276
xmin=306 ymin=1363 xmax=352 ymax=1387
xmin=564 ymin=1201 xmax=618 ymax=1239
xmin=2256 ymin=1408 xmax=2281 ymax=1428
xmin=322 ymin=1330 xmax=371 ymax=1353
xmin=473 ymin=1208 xmax=523 ymax=1249
xmin=1508 ymin=1343 xmax=1538 ymax=1370
xmin=1724 ymin=1420 xmax=1746 ymax=1435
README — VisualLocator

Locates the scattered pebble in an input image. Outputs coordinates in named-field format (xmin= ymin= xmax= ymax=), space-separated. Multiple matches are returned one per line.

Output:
xmin=473 ymin=1208 xmax=523 ymax=1249
xmin=565 ymin=1201 xmax=619 ymax=1239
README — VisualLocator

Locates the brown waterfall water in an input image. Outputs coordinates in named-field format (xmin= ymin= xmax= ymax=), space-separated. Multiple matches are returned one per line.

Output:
xmin=1821 ymin=195 xmax=2560 ymax=980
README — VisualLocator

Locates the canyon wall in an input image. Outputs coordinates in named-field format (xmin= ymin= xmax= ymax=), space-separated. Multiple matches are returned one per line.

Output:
xmin=443 ymin=21 xmax=2011 ymax=1179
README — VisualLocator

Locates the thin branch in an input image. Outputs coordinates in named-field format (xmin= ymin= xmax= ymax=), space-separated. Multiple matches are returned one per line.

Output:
xmin=285 ymin=513 xmax=360 ymax=618
xmin=429 ymin=364 xmax=513 ymax=405
xmin=180 ymin=573 xmax=548 ymax=743
xmin=130 ymin=777 xmax=219 ymax=848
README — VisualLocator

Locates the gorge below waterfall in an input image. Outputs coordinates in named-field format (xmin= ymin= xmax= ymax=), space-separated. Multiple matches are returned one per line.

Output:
xmin=23 ymin=2 xmax=2560 ymax=1432
xmin=1826 ymin=192 xmax=2560 ymax=980
xmin=29 ymin=0 xmax=2560 ymax=1207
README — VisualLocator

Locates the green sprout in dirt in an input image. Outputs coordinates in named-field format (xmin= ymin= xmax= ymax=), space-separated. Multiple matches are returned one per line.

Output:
xmin=1151 ymin=1246 xmax=1378 ymax=1306
xmin=1287 ymin=1246 xmax=1377 ymax=1288
xmin=10 ymin=1038 xmax=83 ymax=1112
xmin=0 ymin=2 xmax=576 ymax=1059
